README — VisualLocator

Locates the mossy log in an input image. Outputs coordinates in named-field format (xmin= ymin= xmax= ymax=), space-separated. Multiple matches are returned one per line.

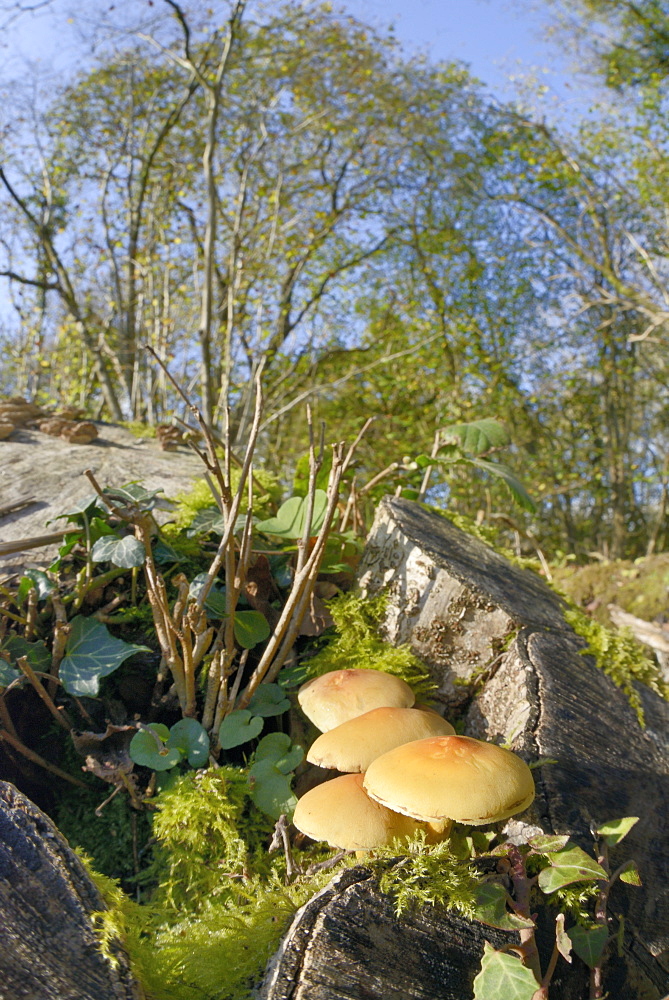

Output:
xmin=0 ymin=780 xmax=141 ymax=1000
xmin=261 ymin=498 xmax=669 ymax=1000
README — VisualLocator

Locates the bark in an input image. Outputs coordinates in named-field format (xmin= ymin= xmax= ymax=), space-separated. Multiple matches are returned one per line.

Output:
xmin=261 ymin=498 xmax=669 ymax=1000
xmin=0 ymin=781 xmax=141 ymax=1000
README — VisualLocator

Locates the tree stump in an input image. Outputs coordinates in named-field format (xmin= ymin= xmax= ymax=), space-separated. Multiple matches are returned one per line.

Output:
xmin=260 ymin=498 xmax=669 ymax=1000
xmin=0 ymin=780 xmax=141 ymax=1000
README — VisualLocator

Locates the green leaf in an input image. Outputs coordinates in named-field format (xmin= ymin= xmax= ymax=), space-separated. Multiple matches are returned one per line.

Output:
xmin=247 ymin=683 xmax=290 ymax=718
xmin=414 ymin=453 xmax=433 ymax=469
xmin=60 ymin=616 xmax=150 ymax=696
xmin=596 ymin=817 xmax=639 ymax=846
xmin=91 ymin=535 xmax=146 ymax=568
xmin=538 ymin=845 xmax=608 ymax=893
xmin=469 ymin=458 xmax=536 ymax=512
xmin=247 ymin=758 xmax=298 ymax=820
xmin=0 ymin=636 xmax=51 ymax=686
xmin=218 ymin=710 xmax=264 ymax=750
xmin=254 ymin=732 xmax=304 ymax=772
xmin=129 ymin=725 xmax=182 ymax=771
xmin=55 ymin=494 xmax=101 ymax=518
xmin=186 ymin=506 xmax=226 ymax=538
xmin=566 ymin=924 xmax=609 ymax=968
xmin=255 ymin=490 xmax=328 ymax=538
xmin=617 ymin=860 xmax=642 ymax=886
xmin=527 ymin=834 xmax=571 ymax=853
xmin=472 ymin=942 xmax=540 ymax=1000
xmin=103 ymin=483 xmax=164 ymax=510
xmin=472 ymin=882 xmax=535 ymax=931
xmin=439 ymin=418 xmax=510 ymax=456
xmin=17 ymin=570 xmax=55 ymax=604
xmin=153 ymin=539 xmax=185 ymax=565
xmin=234 ymin=611 xmax=270 ymax=649
xmin=168 ymin=718 xmax=210 ymax=768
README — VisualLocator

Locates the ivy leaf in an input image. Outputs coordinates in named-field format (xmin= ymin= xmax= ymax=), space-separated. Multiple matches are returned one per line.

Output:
xmin=153 ymin=539 xmax=185 ymax=565
xmin=247 ymin=683 xmax=290 ymax=718
xmin=617 ymin=860 xmax=642 ymax=886
xmin=255 ymin=490 xmax=328 ymax=538
xmin=17 ymin=569 xmax=55 ymax=604
xmin=472 ymin=882 xmax=535 ymax=931
xmin=538 ymin=845 xmax=607 ymax=893
xmin=234 ymin=611 xmax=270 ymax=649
xmin=472 ymin=942 xmax=540 ymax=1000
xmin=60 ymin=616 xmax=150 ymax=696
xmin=526 ymin=834 xmax=571 ymax=853
xmin=186 ymin=506 xmax=226 ymax=537
xmin=0 ymin=636 xmax=51 ymax=686
xmin=55 ymin=494 xmax=102 ymax=519
xmin=129 ymin=724 xmax=182 ymax=771
xmin=596 ymin=817 xmax=639 ymax=846
xmin=103 ymin=483 xmax=164 ymax=511
xmin=218 ymin=710 xmax=264 ymax=750
xmin=91 ymin=535 xmax=146 ymax=568
xmin=469 ymin=458 xmax=536 ymax=512
xmin=439 ymin=419 xmax=510 ymax=456
xmin=566 ymin=924 xmax=609 ymax=969
xmin=168 ymin=718 xmax=210 ymax=768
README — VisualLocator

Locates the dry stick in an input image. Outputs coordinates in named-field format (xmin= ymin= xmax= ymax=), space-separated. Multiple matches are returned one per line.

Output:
xmin=235 ymin=447 xmax=345 ymax=709
xmin=0 ymin=695 xmax=18 ymax=738
xmin=16 ymin=656 xmax=73 ymax=731
xmin=49 ymin=593 xmax=70 ymax=698
xmin=0 ymin=529 xmax=79 ymax=557
xmin=0 ymin=728 xmax=88 ymax=788
xmin=295 ymin=408 xmax=323 ymax=579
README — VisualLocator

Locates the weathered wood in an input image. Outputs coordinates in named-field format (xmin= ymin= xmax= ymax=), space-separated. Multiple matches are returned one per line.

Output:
xmin=262 ymin=498 xmax=669 ymax=1000
xmin=0 ymin=780 xmax=141 ymax=1000
xmin=357 ymin=498 xmax=567 ymax=709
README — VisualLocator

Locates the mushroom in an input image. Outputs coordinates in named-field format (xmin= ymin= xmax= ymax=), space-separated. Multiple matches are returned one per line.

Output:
xmin=363 ymin=735 xmax=535 ymax=827
xmin=292 ymin=772 xmax=442 ymax=851
xmin=307 ymin=706 xmax=455 ymax=773
xmin=297 ymin=668 xmax=415 ymax=732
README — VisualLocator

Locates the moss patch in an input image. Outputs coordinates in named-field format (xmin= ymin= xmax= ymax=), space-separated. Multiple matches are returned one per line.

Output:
xmin=553 ymin=555 xmax=669 ymax=625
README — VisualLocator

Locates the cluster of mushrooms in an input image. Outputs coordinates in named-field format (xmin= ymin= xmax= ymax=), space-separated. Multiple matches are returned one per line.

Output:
xmin=292 ymin=668 xmax=535 ymax=852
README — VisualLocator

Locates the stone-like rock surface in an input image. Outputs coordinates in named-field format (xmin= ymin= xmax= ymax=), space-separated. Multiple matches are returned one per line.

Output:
xmin=0 ymin=780 xmax=141 ymax=999
xmin=0 ymin=423 xmax=204 ymax=573
xmin=261 ymin=498 xmax=669 ymax=1000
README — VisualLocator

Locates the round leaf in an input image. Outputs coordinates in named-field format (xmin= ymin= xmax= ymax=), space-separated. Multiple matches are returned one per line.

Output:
xmin=168 ymin=718 xmax=210 ymax=768
xmin=130 ymin=726 xmax=182 ymax=771
xmin=246 ymin=682 xmax=290 ymax=718
xmin=234 ymin=611 xmax=270 ymax=649
xmin=218 ymin=710 xmax=264 ymax=750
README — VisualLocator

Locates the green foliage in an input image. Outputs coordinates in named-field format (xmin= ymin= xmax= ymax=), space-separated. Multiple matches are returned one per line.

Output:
xmin=302 ymin=592 xmax=433 ymax=697
xmin=564 ymin=607 xmax=669 ymax=725
xmin=553 ymin=555 xmax=669 ymax=625
xmin=247 ymin=733 xmax=304 ymax=820
xmin=121 ymin=421 xmax=157 ymax=439
xmin=377 ymin=837 xmax=480 ymax=919
xmin=255 ymin=490 xmax=328 ymax=538
xmin=171 ymin=473 xmax=280 ymax=534
xmin=59 ymin=616 xmax=151 ymax=697
xmin=129 ymin=719 xmax=209 ymax=771
xmin=473 ymin=942 xmax=540 ymax=1000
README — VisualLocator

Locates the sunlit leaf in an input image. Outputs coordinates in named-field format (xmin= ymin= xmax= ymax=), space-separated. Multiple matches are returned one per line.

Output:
xmin=538 ymin=845 xmax=607 ymax=893
xmin=439 ymin=418 xmax=510 ymax=456
xmin=91 ymin=534 xmax=146 ymax=568
xmin=218 ymin=710 xmax=264 ymax=750
xmin=617 ymin=860 xmax=642 ymax=886
xmin=470 ymin=458 xmax=536 ymax=512
xmin=255 ymin=490 xmax=328 ymax=538
xmin=596 ymin=816 xmax=639 ymax=846
xmin=472 ymin=942 xmax=540 ymax=1000
xmin=168 ymin=718 xmax=210 ymax=768
xmin=472 ymin=882 xmax=534 ymax=931
xmin=129 ymin=724 xmax=182 ymax=771
xmin=234 ymin=610 xmax=270 ymax=648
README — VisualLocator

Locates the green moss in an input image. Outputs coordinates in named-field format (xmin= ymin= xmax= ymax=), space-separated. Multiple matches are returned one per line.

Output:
xmin=564 ymin=607 xmax=669 ymax=726
xmin=171 ymin=471 xmax=281 ymax=533
xmin=375 ymin=836 xmax=480 ymax=919
xmin=303 ymin=591 xmax=434 ymax=698
xmin=79 ymin=767 xmax=360 ymax=1000
xmin=553 ymin=555 xmax=669 ymax=625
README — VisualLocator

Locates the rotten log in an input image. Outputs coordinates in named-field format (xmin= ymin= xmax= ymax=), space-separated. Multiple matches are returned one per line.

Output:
xmin=260 ymin=498 xmax=669 ymax=1000
xmin=0 ymin=780 xmax=141 ymax=1000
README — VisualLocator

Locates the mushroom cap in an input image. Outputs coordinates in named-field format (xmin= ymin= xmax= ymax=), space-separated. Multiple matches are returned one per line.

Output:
xmin=307 ymin=706 xmax=455 ymax=772
xmin=292 ymin=772 xmax=428 ymax=850
xmin=363 ymin=735 xmax=535 ymax=826
xmin=297 ymin=668 xmax=415 ymax=732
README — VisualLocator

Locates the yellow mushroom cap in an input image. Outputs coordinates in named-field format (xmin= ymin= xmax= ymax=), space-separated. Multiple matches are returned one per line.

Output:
xmin=307 ymin=706 xmax=455 ymax=772
xmin=363 ymin=735 xmax=535 ymax=826
xmin=297 ymin=668 xmax=415 ymax=732
xmin=292 ymin=772 xmax=429 ymax=850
